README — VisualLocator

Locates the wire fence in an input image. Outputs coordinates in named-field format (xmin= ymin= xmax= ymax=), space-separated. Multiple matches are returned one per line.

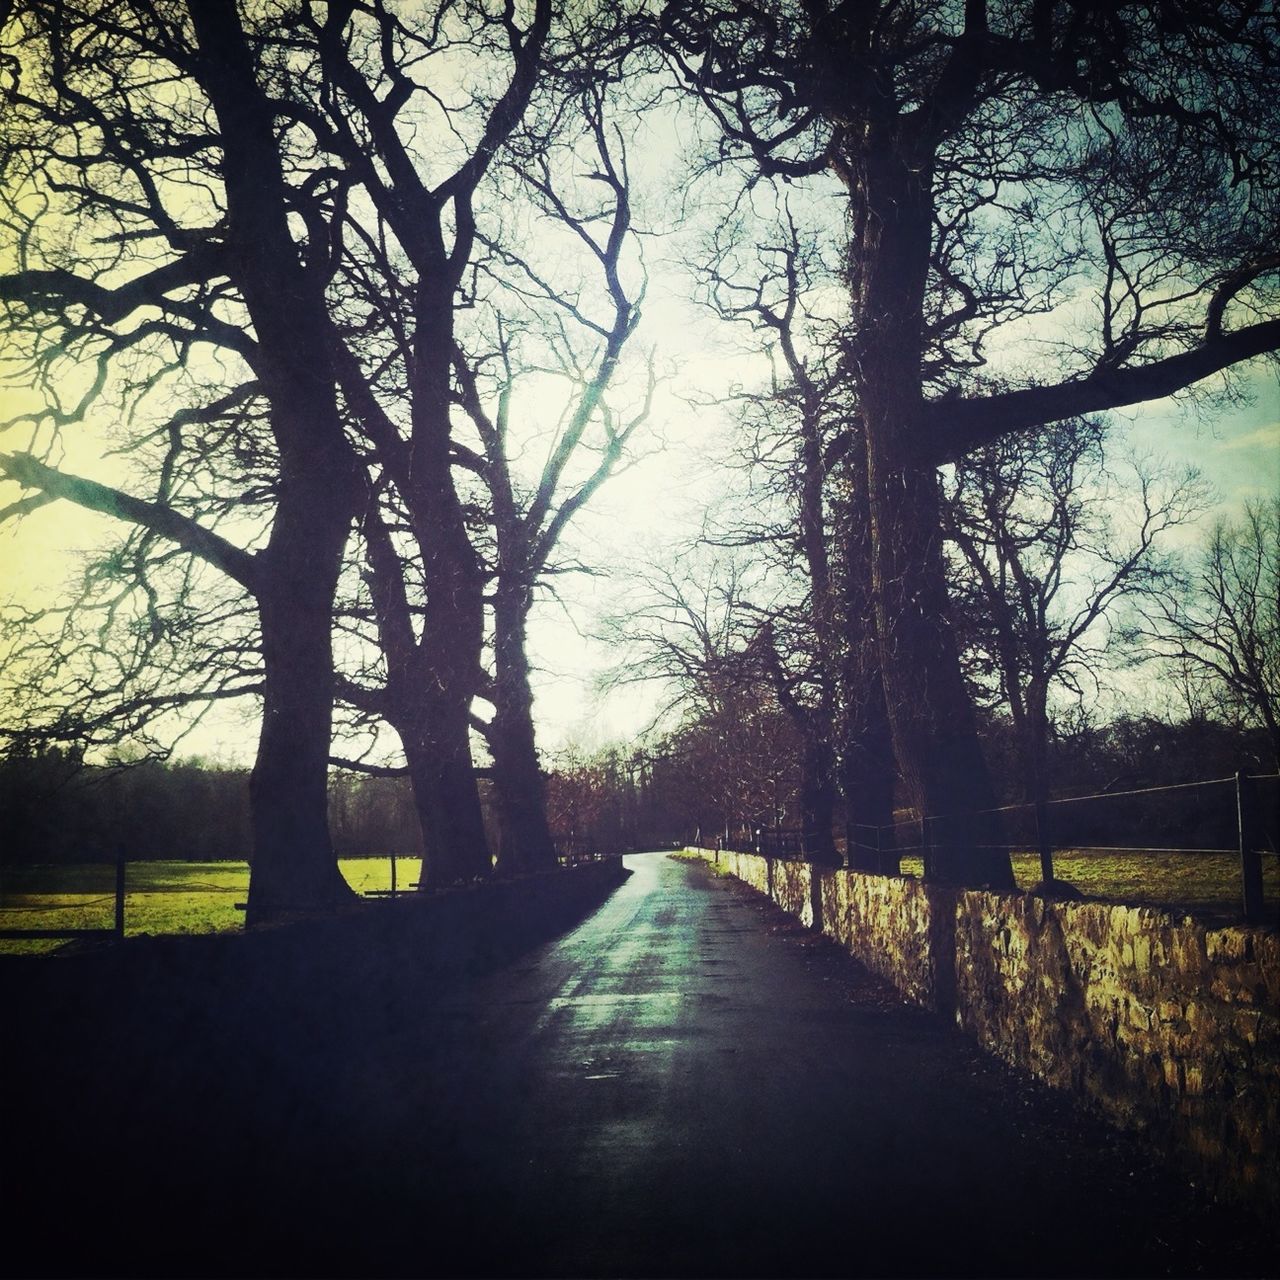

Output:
xmin=1 ymin=848 xmax=625 ymax=948
xmin=354 ymin=848 xmax=619 ymax=896
xmin=698 ymin=771 xmax=1279 ymax=925
xmin=0 ymin=846 xmax=129 ymax=943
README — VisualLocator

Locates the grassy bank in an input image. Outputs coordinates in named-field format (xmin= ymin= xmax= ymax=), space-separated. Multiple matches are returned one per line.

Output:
xmin=0 ymin=857 xmax=423 ymax=954
xmin=6 ymin=848 xmax=1275 ymax=955
xmin=897 ymin=850 xmax=1279 ymax=921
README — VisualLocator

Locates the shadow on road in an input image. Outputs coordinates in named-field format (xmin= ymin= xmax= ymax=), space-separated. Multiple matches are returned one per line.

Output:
xmin=1 ymin=852 xmax=1269 ymax=1279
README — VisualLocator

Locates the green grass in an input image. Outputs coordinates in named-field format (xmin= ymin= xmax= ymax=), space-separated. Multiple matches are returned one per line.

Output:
xmin=897 ymin=849 xmax=1280 ymax=920
xmin=6 ymin=849 xmax=1275 ymax=956
xmin=0 ymin=857 xmax=423 ymax=955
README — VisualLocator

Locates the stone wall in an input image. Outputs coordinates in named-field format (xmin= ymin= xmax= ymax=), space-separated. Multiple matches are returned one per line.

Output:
xmin=719 ymin=848 xmax=770 ymax=896
xmin=952 ymin=891 xmax=1279 ymax=1212
xmin=771 ymin=856 xmax=814 ymax=926
xmin=714 ymin=851 xmax=815 ymax=925
xmin=692 ymin=848 xmax=1279 ymax=1216
xmin=816 ymin=867 xmax=951 ymax=1009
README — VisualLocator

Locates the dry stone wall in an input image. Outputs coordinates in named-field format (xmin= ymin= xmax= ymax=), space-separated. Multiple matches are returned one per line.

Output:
xmin=814 ymin=867 xmax=949 ymax=1009
xmin=952 ymin=891 xmax=1279 ymax=1212
xmin=771 ymin=856 xmax=814 ymax=926
xmin=692 ymin=848 xmax=1279 ymax=1216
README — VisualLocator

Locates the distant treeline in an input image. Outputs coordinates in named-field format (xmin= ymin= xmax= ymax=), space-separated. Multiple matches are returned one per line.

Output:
xmin=0 ymin=747 xmax=674 ymax=866
xmin=975 ymin=714 xmax=1279 ymax=854
xmin=1 ymin=714 xmax=1274 ymax=867
xmin=0 ymin=753 xmax=423 ymax=864
xmin=555 ymin=713 xmax=1279 ymax=857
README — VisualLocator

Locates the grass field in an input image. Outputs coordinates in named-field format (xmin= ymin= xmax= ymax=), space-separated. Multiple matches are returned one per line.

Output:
xmin=2 ymin=850 xmax=1275 ymax=955
xmin=0 ymin=857 xmax=423 ymax=955
xmin=898 ymin=850 xmax=1278 ymax=921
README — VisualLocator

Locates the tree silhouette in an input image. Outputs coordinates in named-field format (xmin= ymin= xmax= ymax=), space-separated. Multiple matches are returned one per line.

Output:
xmin=691 ymin=190 xmax=897 ymax=866
xmin=459 ymin=80 xmax=651 ymax=875
xmin=1139 ymin=498 xmax=1280 ymax=769
xmin=657 ymin=0 xmax=1279 ymax=884
xmin=0 ymin=0 xmax=561 ymax=906
xmin=1 ymin=1 xmax=366 ymax=919
xmin=942 ymin=417 xmax=1207 ymax=879
xmin=2 ymin=1 xmax=654 ymax=901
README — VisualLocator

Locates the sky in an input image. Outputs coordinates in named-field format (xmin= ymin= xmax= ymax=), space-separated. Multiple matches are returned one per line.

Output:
xmin=525 ymin=363 xmax=1280 ymax=749
xmin=1 ymin=29 xmax=1277 ymax=771
xmin=0 ymin=278 xmax=743 ymax=764
xmin=5 ymin=302 xmax=1274 ymax=768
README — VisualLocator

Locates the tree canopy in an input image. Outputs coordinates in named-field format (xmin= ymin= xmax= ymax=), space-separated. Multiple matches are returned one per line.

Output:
xmin=1 ymin=1 xmax=1276 ymax=904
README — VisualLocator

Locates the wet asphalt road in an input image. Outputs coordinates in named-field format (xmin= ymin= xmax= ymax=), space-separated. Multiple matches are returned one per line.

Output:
xmin=281 ymin=852 xmax=1261 ymax=1278
xmin=5 ymin=852 xmax=1268 ymax=1279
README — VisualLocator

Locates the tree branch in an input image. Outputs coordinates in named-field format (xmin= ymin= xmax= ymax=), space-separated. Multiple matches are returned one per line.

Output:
xmin=927 ymin=318 xmax=1280 ymax=464
xmin=0 ymin=452 xmax=259 ymax=592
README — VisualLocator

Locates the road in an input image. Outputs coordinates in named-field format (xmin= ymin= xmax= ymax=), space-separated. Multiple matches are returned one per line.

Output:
xmin=4 ymin=853 xmax=1267 ymax=1278
xmin=270 ymin=852 xmax=1260 ymax=1277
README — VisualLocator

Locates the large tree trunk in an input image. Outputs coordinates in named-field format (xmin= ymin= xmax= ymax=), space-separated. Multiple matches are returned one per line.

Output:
xmin=1020 ymin=684 xmax=1056 ymax=884
xmin=840 ymin=671 xmax=899 ymax=875
xmin=358 ymin=498 xmax=490 ymax=889
xmin=835 ymin=441 xmax=899 ymax=874
xmin=191 ymin=0 xmax=360 ymax=920
xmin=799 ymin=731 xmax=841 ymax=866
xmin=1019 ymin=686 xmax=1050 ymax=808
xmin=757 ymin=633 xmax=840 ymax=866
xmin=403 ymin=296 xmax=494 ymax=888
xmin=490 ymin=586 xmax=559 ymax=876
xmin=403 ymin=720 xmax=491 ymax=890
xmin=403 ymin=527 xmax=491 ymax=889
xmin=795 ymin=389 xmax=842 ymax=869
xmin=362 ymin=483 xmax=493 ymax=894
xmin=841 ymin=735 xmax=897 ymax=873
xmin=842 ymin=128 xmax=1013 ymax=889
xmin=362 ymin=557 xmax=492 ymax=888
xmin=361 ymin=527 xmax=492 ymax=892
xmin=247 ymin=475 xmax=356 ymax=921
xmin=865 ymin=411 xmax=1010 ymax=886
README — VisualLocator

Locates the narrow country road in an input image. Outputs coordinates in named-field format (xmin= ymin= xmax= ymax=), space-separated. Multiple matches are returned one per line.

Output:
xmin=276 ymin=853 xmax=1259 ymax=1278
xmin=4 ymin=853 xmax=1266 ymax=1279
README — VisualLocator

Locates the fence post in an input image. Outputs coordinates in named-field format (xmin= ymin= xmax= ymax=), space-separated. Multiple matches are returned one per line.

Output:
xmin=921 ymin=813 xmax=932 ymax=880
xmin=114 ymin=843 xmax=126 ymax=938
xmin=1034 ymin=799 xmax=1054 ymax=885
xmin=390 ymin=852 xmax=397 ymax=899
xmin=1236 ymin=771 xmax=1265 ymax=926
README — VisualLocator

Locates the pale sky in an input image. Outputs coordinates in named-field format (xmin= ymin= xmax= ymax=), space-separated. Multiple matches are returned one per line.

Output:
xmin=2 ymin=57 xmax=1278 ymax=771
xmin=528 ymin=368 xmax=1280 ymax=750
xmin=2 ymin=285 xmax=1278 ymax=767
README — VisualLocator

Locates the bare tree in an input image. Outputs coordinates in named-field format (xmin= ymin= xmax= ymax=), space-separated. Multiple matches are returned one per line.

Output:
xmin=0 ymin=537 xmax=260 ymax=763
xmin=656 ymin=0 xmax=1280 ymax=886
xmin=315 ymin=53 xmax=651 ymax=884
xmin=456 ymin=80 xmax=651 ymax=875
xmin=300 ymin=0 xmax=554 ymax=887
xmin=602 ymin=554 xmax=803 ymax=843
xmin=1 ymin=0 xmax=564 ymax=902
xmin=0 ymin=0 xmax=365 ymax=920
xmin=688 ymin=191 xmax=898 ymax=866
xmin=830 ymin=431 xmax=900 ymax=873
xmin=1138 ymin=497 xmax=1280 ymax=769
xmin=691 ymin=198 xmax=845 ymax=862
xmin=941 ymin=416 xmax=1207 ymax=879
